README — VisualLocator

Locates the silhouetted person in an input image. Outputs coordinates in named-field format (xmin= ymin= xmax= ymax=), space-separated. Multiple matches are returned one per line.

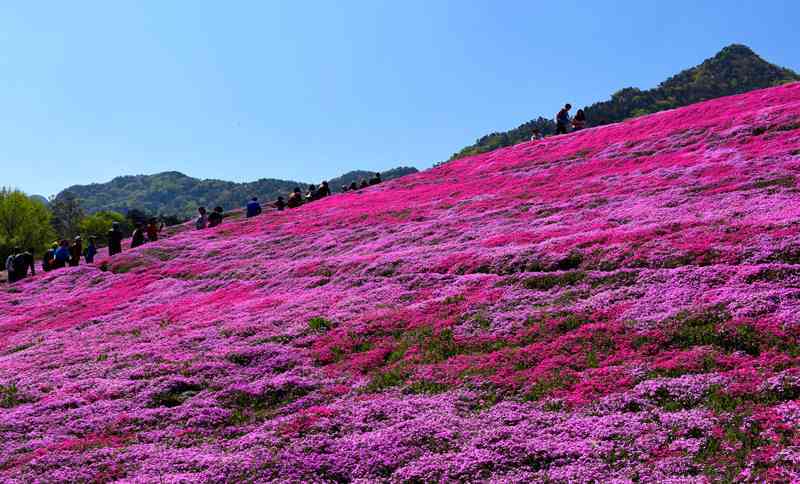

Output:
xmin=18 ymin=248 xmax=35 ymax=280
xmin=131 ymin=225 xmax=146 ymax=248
xmin=147 ymin=219 xmax=163 ymax=242
xmin=53 ymin=240 xmax=70 ymax=269
xmin=369 ymin=172 xmax=382 ymax=185
xmin=209 ymin=206 xmax=224 ymax=227
xmin=305 ymin=184 xmax=318 ymax=202
xmin=360 ymin=179 xmax=369 ymax=189
xmin=287 ymin=187 xmax=303 ymax=208
xmin=317 ymin=181 xmax=331 ymax=197
xmin=195 ymin=207 xmax=208 ymax=230
xmin=246 ymin=197 xmax=262 ymax=218
xmin=530 ymin=129 xmax=544 ymax=141
xmin=273 ymin=196 xmax=286 ymax=211
xmin=572 ymin=109 xmax=586 ymax=131
xmin=341 ymin=185 xmax=349 ymax=192
xmin=5 ymin=247 xmax=21 ymax=283
xmin=84 ymin=237 xmax=97 ymax=264
xmin=556 ymin=103 xmax=572 ymax=135
xmin=108 ymin=222 xmax=123 ymax=256
xmin=69 ymin=237 xmax=82 ymax=267
xmin=43 ymin=243 xmax=57 ymax=272
xmin=349 ymin=181 xmax=358 ymax=191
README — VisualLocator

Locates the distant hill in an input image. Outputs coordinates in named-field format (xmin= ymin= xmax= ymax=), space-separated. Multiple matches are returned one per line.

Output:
xmin=452 ymin=44 xmax=800 ymax=159
xmin=328 ymin=167 xmax=418 ymax=192
xmin=56 ymin=167 xmax=418 ymax=219
xmin=28 ymin=195 xmax=49 ymax=207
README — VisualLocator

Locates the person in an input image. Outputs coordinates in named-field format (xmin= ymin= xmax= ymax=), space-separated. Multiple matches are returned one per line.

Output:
xmin=246 ymin=197 xmax=262 ymax=218
xmin=52 ymin=240 xmax=70 ymax=269
xmin=131 ymin=224 xmax=146 ymax=248
xmin=43 ymin=243 xmax=57 ymax=272
xmin=556 ymin=103 xmax=572 ymax=135
xmin=341 ymin=184 xmax=349 ymax=193
xmin=195 ymin=207 xmax=208 ymax=230
xmin=108 ymin=222 xmax=123 ymax=256
xmin=360 ymin=179 xmax=369 ymax=189
xmin=84 ymin=237 xmax=97 ymax=264
xmin=273 ymin=196 xmax=286 ymax=211
xmin=348 ymin=181 xmax=358 ymax=191
xmin=369 ymin=172 xmax=382 ymax=185
xmin=287 ymin=187 xmax=303 ymax=208
xmin=17 ymin=248 xmax=35 ymax=280
xmin=530 ymin=129 xmax=544 ymax=141
xmin=305 ymin=184 xmax=318 ymax=203
xmin=5 ymin=247 xmax=20 ymax=283
xmin=317 ymin=181 xmax=331 ymax=198
xmin=69 ymin=236 xmax=82 ymax=267
xmin=146 ymin=218 xmax=163 ymax=242
xmin=572 ymin=109 xmax=586 ymax=131
xmin=209 ymin=206 xmax=224 ymax=227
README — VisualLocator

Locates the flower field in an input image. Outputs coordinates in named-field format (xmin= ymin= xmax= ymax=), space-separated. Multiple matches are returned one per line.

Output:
xmin=2 ymin=82 xmax=800 ymax=482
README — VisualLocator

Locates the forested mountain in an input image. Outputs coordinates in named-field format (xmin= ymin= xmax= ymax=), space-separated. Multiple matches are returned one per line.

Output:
xmin=56 ymin=167 xmax=418 ymax=219
xmin=328 ymin=167 xmax=418 ymax=192
xmin=452 ymin=44 xmax=799 ymax=159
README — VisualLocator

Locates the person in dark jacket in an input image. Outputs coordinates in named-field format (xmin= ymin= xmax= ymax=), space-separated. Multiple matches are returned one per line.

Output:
xmin=317 ymin=181 xmax=331 ymax=197
xmin=108 ymin=222 xmax=123 ymax=256
xmin=556 ymin=103 xmax=572 ymax=134
xmin=572 ymin=109 xmax=586 ymax=131
xmin=195 ymin=207 xmax=208 ymax=230
xmin=287 ymin=187 xmax=304 ymax=208
xmin=305 ymin=184 xmax=318 ymax=202
xmin=5 ymin=247 xmax=20 ymax=283
xmin=15 ymin=249 xmax=35 ymax=280
xmin=273 ymin=196 xmax=286 ymax=211
xmin=53 ymin=240 xmax=70 ymax=269
xmin=84 ymin=237 xmax=98 ymax=264
xmin=131 ymin=224 xmax=146 ymax=248
xmin=43 ymin=243 xmax=57 ymax=272
xmin=209 ymin=206 xmax=224 ymax=227
xmin=146 ymin=219 xmax=163 ymax=242
xmin=349 ymin=181 xmax=358 ymax=191
xmin=369 ymin=172 xmax=382 ymax=185
xmin=246 ymin=198 xmax=262 ymax=218
xmin=69 ymin=237 xmax=82 ymax=267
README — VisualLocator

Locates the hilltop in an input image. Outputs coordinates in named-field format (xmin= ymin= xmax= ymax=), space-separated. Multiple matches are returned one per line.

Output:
xmin=2 ymin=83 xmax=800 ymax=481
xmin=56 ymin=167 xmax=418 ymax=219
xmin=453 ymin=44 xmax=799 ymax=159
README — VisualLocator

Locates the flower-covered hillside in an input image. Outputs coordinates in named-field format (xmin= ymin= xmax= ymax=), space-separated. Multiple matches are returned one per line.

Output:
xmin=2 ymin=83 xmax=800 ymax=482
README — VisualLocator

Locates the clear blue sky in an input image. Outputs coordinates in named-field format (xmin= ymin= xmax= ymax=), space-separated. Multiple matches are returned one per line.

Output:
xmin=2 ymin=1 xmax=798 ymax=197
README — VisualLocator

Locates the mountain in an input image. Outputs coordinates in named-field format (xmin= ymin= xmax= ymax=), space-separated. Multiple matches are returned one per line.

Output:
xmin=452 ymin=44 xmax=800 ymax=159
xmin=328 ymin=167 xmax=418 ymax=192
xmin=3 ymin=83 xmax=800 ymax=481
xmin=56 ymin=167 xmax=418 ymax=219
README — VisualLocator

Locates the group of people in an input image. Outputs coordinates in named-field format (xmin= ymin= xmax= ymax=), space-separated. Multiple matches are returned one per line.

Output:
xmin=40 ymin=237 xmax=99 ymax=271
xmin=4 ymin=248 xmax=36 ymax=283
xmin=341 ymin=172 xmax=382 ymax=193
xmin=529 ymin=104 xmax=588 ymax=141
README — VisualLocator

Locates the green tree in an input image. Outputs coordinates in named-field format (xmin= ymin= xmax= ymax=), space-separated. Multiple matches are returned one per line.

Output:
xmin=0 ymin=188 xmax=57 ymax=260
xmin=50 ymin=191 xmax=85 ymax=239
xmin=78 ymin=211 xmax=128 ymax=244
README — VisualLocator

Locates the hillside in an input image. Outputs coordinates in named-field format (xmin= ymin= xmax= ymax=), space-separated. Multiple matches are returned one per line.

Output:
xmin=56 ymin=167 xmax=418 ymax=219
xmin=2 ymin=83 xmax=800 ymax=481
xmin=453 ymin=44 xmax=800 ymax=159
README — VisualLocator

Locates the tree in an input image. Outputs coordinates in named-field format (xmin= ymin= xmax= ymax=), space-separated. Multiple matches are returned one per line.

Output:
xmin=0 ymin=188 xmax=57 ymax=260
xmin=78 ymin=211 xmax=129 ymax=245
xmin=50 ymin=191 xmax=85 ymax=239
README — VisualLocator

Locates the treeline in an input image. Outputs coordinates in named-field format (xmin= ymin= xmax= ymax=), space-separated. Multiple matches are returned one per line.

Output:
xmin=0 ymin=188 xmax=183 ymax=263
xmin=451 ymin=44 xmax=800 ymax=160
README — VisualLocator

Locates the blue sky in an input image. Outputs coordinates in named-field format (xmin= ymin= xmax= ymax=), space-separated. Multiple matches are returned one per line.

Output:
xmin=2 ymin=1 xmax=798 ymax=197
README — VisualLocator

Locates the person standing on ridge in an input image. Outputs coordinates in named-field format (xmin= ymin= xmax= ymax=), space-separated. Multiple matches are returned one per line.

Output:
xmin=146 ymin=218 xmax=163 ymax=242
xmin=556 ymin=103 xmax=572 ymax=135
xmin=246 ymin=197 xmax=262 ymax=218
xmin=208 ymin=206 xmax=224 ymax=227
xmin=84 ymin=237 xmax=97 ymax=264
xmin=69 ymin=236 xmax=82 ymax=267
xmin=131 ymin=224 xmax=146 ymax=248
xmin=369 ymin=172 xmax=382 ymax=185
xmin=53 ymin=240 xmax=70 ymax=269
xmin=572 ymin=109 xmax=586 ymax=131
xmin=108 ymin=222 xmax=123 ymax=256
xmin=195 ymin=207 xmax=209 ymax=230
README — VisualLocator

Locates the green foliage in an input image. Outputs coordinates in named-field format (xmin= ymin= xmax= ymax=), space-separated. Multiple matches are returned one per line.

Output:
xmin=523 ymin=271 xmax=586 ymax=291
xmin=364 ymin=367 xmax=408 ymax=393
xmin=308 ymin=317 xmax=333 ymax=332
xmin=78 ymin=211 xmax=129 ymax=243
xmin=0 ymin=383 xmax=24 ymax=408
xmin=49 ymin=191 xmax=84 ymax=239
xmin=450 ymin=44 xmax=800 ymax=161
xmin=0 ymin=188 xmax=57 ymax=260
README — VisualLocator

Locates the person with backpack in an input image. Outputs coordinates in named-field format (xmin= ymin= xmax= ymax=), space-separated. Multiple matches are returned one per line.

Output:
xmin=52 ymin=240 xmax=70 ymax=270
xmin=108 ymin=222 xmax=123 ymax=256
xmin=556 ymin=103 xmax=572 ymax=135
xmin=246 ymin=198 xmax=262 ymax=218
xmin=208 ymin=206 xmax=224 ymax=227
xmin=572 ymin=109 xmax=587 ymax=131
xmin=131 ymin=224 xmax=146 ymax=248
xmin=369 ymin=173 xmax=382 ymax=186
xmin=84 ymin=237 xmax=98 ymax=264
xmin=5 ymin=247 xmax=20 ymax=283
xmin=43 ymin=243 xmax=57 ymax=272
xmin=195 ymin=207 xmax=209 ymax=230
xmin=69 ymin=236 xmax=82 ymax=267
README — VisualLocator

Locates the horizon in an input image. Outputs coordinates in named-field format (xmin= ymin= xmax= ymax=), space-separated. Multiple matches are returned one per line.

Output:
xmin=2 ymin=0 xmax=799 ymax=197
